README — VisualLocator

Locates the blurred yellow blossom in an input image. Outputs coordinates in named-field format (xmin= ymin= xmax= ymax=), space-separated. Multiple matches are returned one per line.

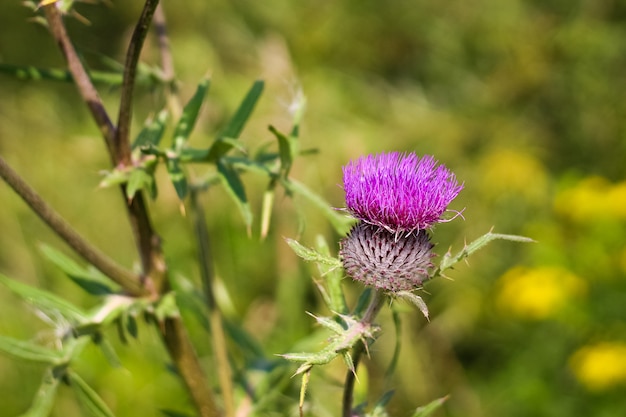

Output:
xmin=554 ymin=176 xmax=626 ymax=222
xmin=570 ymin=342 xmax=626 ymax=391
xmin=479 ymin=149 xmax=548 ymax=203
xmin=495 ymin=266 xmax=587 ymax=319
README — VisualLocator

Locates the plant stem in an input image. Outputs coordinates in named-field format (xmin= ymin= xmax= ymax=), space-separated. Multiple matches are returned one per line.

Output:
xmin=192 ymin=191 xmax=235 ymax=417
xmin=42 ymin=4 xmax=117 ymax=162
xmin=342 ymin=290 xmax=385 ymax=417
xmin=161 ymin=316 xmax=220 ymax=417
xmin=0 ymin=156 xmax=147 ymax=296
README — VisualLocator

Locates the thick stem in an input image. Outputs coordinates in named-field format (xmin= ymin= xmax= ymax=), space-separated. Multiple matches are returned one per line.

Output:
xmin=0 ymin=156 xmax=147 ymax=296
xmin=161 ymin=317 xmax=220 ymax=417
xmin=342 ymin=290 xmax=385 ymax=417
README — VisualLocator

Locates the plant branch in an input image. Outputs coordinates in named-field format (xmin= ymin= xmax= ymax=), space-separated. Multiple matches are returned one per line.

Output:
xmin=115 ymin=0 xmax=160 ymax=165
xmin=161 ymin=316 xmax=220 ymax=417
xmin=153 ymin=3 xmax=182 ymax=119
xmin=342 ymin=290 xmax=385 ymax=417
xmin=42 ymin=5 xmax=117 ymax=162
xmin=0 ymin=156 xmax=147 ymax=296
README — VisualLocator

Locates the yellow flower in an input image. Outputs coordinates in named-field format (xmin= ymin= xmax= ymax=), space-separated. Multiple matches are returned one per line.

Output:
xmin=570 ymin=342 xmax=626 ymax=391
xmin=554 ymin=176 xmax=626 ymax=222
xmin=495 ymin=266 xmax=586 ymax=320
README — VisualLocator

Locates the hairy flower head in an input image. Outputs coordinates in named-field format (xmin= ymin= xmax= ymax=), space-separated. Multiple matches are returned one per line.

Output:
xmin=343 ymin=152 xmax=463 ymax=233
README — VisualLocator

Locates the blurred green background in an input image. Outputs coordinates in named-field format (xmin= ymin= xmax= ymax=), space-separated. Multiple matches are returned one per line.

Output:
xmin=2 ymin=1 xmax=626 ymax=416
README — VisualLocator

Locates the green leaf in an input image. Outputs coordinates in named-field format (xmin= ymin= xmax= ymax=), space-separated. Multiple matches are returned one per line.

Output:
xmin=166 ymin=156 xmax=188 ymax=200
xmin=218 ymin=80 xmax=264 ymax=139
xmin=98 ymin=168 xmax=130 ymax=189
xmin=0 ymin=273 xmax=86 ymax=323
xmin=315 ymin=235 xmax=347 ymax=314
xmin=285 ymin=238 xmax=342 ymax=269
xmin=410 ymin=396 xmax=449 ymax=417
xmin=283 ymin=178 xmax=355 ymax=236
xmin=217 ymin=159 xmax=252 ymax=231
xmin=0 ymin=335 xmax=64 ymax=365
xmin=39 ymin=245 xmax=118 ymax=296
xmin=205 ymin=137 xmax=247 ymax=162
xmin=154 ymin=292 xmax=180 ymax=323
xmin=68 ymin=371 xmax=116 ymax=417
xmin=436 ymin=231 xmax=534 ymax=276
xmin=132 ymin=109 xmax=168 ymax=150
xmin=126 ymin=168 xmax=156 ymax=201
xmin=395 ymin=291 xmax=429 ymax=320
xmin=94 ymin=335 xmax=121 ymax=368
xmin=268 ymin=125 xmax=298 ymax=178
xmin=172 ymin=78 xmax=210 ymax=151
xmin=18 ymin=368 xmax=62 ymax=417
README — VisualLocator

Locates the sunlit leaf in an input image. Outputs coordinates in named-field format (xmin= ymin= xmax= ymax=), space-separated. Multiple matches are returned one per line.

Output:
xmin=218 ymin=80 xmax=264 ymax=139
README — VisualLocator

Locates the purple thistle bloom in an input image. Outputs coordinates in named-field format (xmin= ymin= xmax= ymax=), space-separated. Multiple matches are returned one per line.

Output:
xmin=342 ymin=152 xmax=463 ymax=233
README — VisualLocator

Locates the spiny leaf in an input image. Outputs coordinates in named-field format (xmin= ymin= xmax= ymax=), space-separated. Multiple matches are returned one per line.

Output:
xmin=285 ymin=238 xmax=342 ymax=268
xmin=437 ymin=231 xmax=534 ymax=275
xmin=218 ymin=80 xmax=264 ymax=139
xmin=395 ymin=291 xmax=429 ymax=320
xmin=217 ymin=159 xmax=252 ymax=231
xmin=172 ymin=78 xmax=210 ymax=151
xmin=410 ymin=396 xmax=449 ymax=417
xmin=166 ymin=156 xmax=188 ymax=200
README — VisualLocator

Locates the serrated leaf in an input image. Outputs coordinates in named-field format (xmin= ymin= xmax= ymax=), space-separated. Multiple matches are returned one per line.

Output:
xmin=217 ymin=159 xmax=252 ymax=231
xmin=39 ymin=245 xmax=118 ymax=296
xmin=285 ymin=238 xmax=342 ymax=268
xmin=437 ymin=231 xmax=534 ymax=275
xmin=166 ymin=156 xmax=188 ymax=200
xmin=395 ymin=291 xmax=429 ymax=320
xmin=0 ymin=273 xmax=86 ymax=323
xmin=68 ymin=371 xmax=116 ymax=417
xmin=172 ymin=78 xmax=210 ymax=151
xmin=283 ymin=178 xmax=355 ymax=236
xmin=0 ymin=335 xmax=64 ymax=365
xmin=132 ymin=109 xmax=168 ymax=150
xmin=218 ymin=80 xmax=264 ymax=139
xmin=18 ymin=368 xmax=62 ymax=417
xmin=410 ymin=396 xmax=449 ymax=417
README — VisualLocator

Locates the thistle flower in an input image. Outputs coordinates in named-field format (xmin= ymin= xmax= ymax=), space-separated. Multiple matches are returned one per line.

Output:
xmin=342 ymin=152 xmax=463 ymax=234
xmin=340 ymin=152 xmax=462 ymax=292
xmin=340 ymin=223 xmax=434 ymax=292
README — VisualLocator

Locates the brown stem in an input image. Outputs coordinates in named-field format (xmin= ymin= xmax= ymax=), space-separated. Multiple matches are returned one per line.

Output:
xmin=42 ymin=5 xmax=117 ymax=163
xmin=0 ymin=156 xmax=147 ymax=296
xmin=342 ymin=290 xmax=385 ymax=417
xmin=162 ymin=316 xmax=220 ymax=417
xmin=153 ymin=3 xmax=182 ymax=119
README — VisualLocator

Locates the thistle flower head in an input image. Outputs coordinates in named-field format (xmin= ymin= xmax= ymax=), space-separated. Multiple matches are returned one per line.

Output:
xmin=342 ymin=152 xmax=463 ymax=233
xmin=340 ymin=223 xmax=434 ymax=292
